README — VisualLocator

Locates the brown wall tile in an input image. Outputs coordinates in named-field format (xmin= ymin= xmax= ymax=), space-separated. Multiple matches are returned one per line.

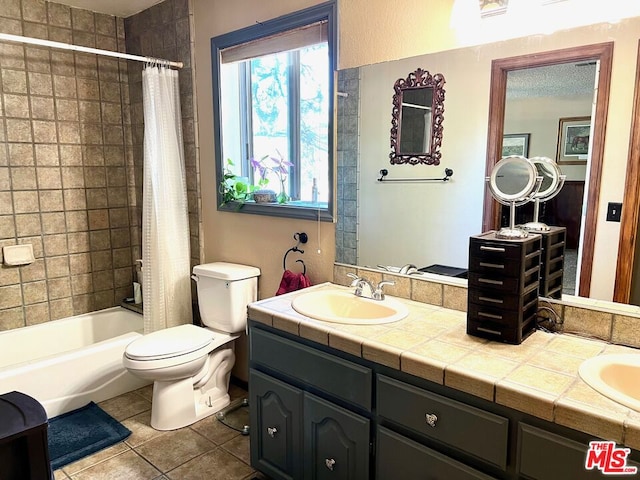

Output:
xmin=48 ymin=276 xmax=71 ymax=299
xmin=19 ymin=258 xmax=45 ymax=282
xmin=48 ymin=2 xmax=71 ymax=28
xmin=25 ymin=302 xmax=50 ymax=325
xmin=37 ymin=167 xmax=62 ymax=189
xmin=13 ymin=190 xmax=39 ymax=212
xmin=11 ymin=167 xmax=37 ymax=189
xmin=8 ymin=143 xmax=34 ymax=165
xmin=34 ymin=144 xmax=59 ymax=165
xmin=39 ymin=189 xmax=64 ymax=211
xmin=0 ymin=0 xmax=197 ymax=332
xmin=4 ymin=93 xmax=30 ymax=117
xmin=22 ymin=280 xmax=48 ymax=304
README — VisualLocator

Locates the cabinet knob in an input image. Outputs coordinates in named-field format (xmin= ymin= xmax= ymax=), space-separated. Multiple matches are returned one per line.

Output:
xmin=267 ymin=427 xmax=277 ymax=438
xmin=425 ymin=413 xmax=438 ymax=427
xmin=325 ymin=458 xmax=336 ymax=471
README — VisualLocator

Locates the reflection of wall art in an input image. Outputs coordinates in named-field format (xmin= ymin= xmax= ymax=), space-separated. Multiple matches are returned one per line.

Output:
xmin=557 ymin=116 xmax=590 ymax=165
xmin=479 ymin=0 xmax=509 ymax=17
xmin=502 ymin=133 xmax=530 ymax=157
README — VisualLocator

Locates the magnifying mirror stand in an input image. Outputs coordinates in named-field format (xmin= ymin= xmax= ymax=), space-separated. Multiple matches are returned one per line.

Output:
xmin=523 ymin=172 xmax=566 ymax=232
xmin=523 ymin=199 xmax=550 ymax=232
xmin=497 ymin=201 xmax=530 ymax=239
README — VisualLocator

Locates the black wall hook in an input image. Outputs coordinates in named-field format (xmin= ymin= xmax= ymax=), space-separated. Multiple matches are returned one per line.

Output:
xmin=283 ymin=232 xmax=308 ymax=271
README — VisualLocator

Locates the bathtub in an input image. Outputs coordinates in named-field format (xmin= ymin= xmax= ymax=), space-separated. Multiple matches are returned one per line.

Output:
xmin=0 ymin=306 xmax=149 ymax=417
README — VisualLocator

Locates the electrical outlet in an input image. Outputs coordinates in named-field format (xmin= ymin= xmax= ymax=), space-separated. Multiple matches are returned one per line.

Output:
xmin=606 ymin=202 xmax=622 ymax=222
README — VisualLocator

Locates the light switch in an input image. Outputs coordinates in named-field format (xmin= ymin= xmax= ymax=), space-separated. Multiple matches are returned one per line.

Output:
xmin=606 ymin=202 xmax=622 ymax=222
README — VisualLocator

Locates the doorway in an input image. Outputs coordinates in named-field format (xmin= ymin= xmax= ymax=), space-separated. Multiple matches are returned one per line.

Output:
xmin=483 ymin=43 xmax=613 ymax=298
xmin=502 ymin=62 xmax=596 ymax=294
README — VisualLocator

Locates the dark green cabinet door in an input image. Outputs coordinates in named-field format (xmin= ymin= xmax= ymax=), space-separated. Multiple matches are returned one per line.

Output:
xmin=250 ymin=369 xmax=303 ymax=480
xmin=304 ymin=392 xmax=370 ymax=480
xmin=376 ymin=426 xmax=497 ymax=480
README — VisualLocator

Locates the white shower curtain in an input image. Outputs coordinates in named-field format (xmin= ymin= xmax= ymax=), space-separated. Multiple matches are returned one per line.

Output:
xmin=141 ymin=66 xmax=192 ymax=333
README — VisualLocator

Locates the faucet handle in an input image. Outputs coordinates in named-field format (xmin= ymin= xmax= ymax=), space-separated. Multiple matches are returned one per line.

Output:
xmin=373 ymin=280 xmax=395 ymax=300
xmin=346 ymin=272 xmax=360 ymax=287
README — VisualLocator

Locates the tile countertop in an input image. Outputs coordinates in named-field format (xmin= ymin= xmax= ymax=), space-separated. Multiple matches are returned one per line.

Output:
xmin=247 ymin=282 xmax=640 ymax=451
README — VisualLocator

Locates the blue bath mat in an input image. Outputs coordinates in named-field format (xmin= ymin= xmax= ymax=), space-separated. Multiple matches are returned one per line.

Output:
xmin=47 ymin=402 xmax=131 ymax=470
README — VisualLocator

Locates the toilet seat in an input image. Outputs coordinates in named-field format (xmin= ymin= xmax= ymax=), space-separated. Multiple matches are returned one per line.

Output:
xmin=126 ymin=324 xmax=215 ymax=361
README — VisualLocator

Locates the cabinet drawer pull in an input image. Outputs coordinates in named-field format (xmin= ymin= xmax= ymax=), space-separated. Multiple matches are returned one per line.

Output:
xmin=425 ymin=413 xmax=438 ymax=427
xmin=325 ymin=458 xmax=336 ymax=471
xmin=267 ymin=427 xmax=277 ymax=438
xmin=479 ymin=262 xmax=504 ymax=269
xmin=479 ymin=296 xmax=503 ymax=304
xmin=480 ymin=245 xmax=505 ymax=252
xmin=478 ymin=278 xmax=503 ymax=285
xmin=477 ymin=326 xmax=502 ymax=336
xmin=478 ymin=311 xmax=503 ymax=320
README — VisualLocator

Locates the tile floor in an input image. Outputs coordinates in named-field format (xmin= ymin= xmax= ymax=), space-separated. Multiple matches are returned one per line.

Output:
xmin=53 ymin=383 xmax=266 ymax=480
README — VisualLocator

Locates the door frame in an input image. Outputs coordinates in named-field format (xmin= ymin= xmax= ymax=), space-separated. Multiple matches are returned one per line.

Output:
xmin=614 ymin=40 xmax=640 ymax=303
xmin=482 ymin=42 xmax=613 ymax=298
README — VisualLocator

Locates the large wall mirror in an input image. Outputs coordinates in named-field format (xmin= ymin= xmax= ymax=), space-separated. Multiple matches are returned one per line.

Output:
xmin=335 ymin=15 xmax=640 ymax=309
xmin=390 ymin=68 xmax=445 ymax=165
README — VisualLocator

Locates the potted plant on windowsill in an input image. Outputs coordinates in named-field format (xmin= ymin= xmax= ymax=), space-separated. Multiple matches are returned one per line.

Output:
xmin=219 ymin=159 xmax=251 ymax=208
xmin=251 ymin=151 xmax=293 ymax=204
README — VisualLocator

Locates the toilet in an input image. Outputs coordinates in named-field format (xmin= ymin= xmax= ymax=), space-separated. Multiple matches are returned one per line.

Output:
xmin=122 ymin=262 xmax=260 ymax=430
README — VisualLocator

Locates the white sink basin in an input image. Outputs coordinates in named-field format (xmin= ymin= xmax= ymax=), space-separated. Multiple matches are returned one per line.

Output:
xmin=291 ymin=290 xmax=409 ymax=325
xmin=579 ymin=354 xmax=640 ymax=411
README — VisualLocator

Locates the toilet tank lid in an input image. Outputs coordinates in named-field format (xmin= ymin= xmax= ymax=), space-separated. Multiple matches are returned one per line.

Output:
xmin=193 ymin=262 xmax=261 ymax=281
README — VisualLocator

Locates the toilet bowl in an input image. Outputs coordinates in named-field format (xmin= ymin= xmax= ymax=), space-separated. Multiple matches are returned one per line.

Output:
xmin=122 ymin=262 xmax=260 ymax=430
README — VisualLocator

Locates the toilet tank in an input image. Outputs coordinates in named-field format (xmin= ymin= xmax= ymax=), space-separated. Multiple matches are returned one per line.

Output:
xmin=192 ymin=262 xmax=261 ymax=333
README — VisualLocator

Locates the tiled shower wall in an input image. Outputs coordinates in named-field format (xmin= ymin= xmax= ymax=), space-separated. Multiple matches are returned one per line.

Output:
xmin=0 ymin=0 xmax=201 ymax=330
xmin=124 ymin=0 xmax=202 ymax=284
xmin=0 ymin=0 xmax=135 ymax=329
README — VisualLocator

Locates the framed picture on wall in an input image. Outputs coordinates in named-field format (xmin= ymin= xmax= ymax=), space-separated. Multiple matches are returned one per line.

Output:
xmin=502 ymin=133 xmax=530 ymax=157
xmin=557 ymin=116 xmax=590 ymax=165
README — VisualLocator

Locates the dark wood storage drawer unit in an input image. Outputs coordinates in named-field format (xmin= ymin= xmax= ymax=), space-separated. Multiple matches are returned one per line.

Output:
xmin=538 ymin=226 xmax=566 ymax=299
xmin=467 ymin=231 xmax=541 ymax=344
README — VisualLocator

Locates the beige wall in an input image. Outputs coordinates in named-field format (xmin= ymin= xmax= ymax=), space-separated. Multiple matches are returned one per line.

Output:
xmin=505 ymin=95 xmax=591 ymax=182
xmin=192 ymin=0 xmax=335 ymax=302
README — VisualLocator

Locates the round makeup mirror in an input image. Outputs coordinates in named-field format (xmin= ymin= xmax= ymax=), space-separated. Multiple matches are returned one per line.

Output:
xmin=523 ymin=156 xmax=566 ymax=232
xmin=487 ymin=156 xmax=542 ymax=239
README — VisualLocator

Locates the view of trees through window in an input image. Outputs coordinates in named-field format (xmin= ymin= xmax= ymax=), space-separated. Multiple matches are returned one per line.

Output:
xmin=223 ymin=43 xmax=329 ymax=205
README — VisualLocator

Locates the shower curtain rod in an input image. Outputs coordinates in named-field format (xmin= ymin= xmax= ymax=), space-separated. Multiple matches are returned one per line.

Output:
xmin=0 ymin=33 xmax=183 ymax=69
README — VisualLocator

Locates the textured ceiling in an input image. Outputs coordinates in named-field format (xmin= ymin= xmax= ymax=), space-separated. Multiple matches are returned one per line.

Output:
xmin=47 ymin=0 xmax=163 ymax=17
xmin=506 ymin=62 xmax=597 ymax=99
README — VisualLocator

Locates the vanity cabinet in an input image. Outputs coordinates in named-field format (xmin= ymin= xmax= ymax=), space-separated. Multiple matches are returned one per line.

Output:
xmin=377 ymin=375 xmax=508 ymax=471
xmin=304 ymin=393 xmax=370 ymax=479
xmin=250 ymin=369 xmax=303 ymax=480
xmin=376 ymin=426 xmax=497 ymax=480
xmin=249 ymin=327 xmax=371 ymax=480
xmin=249 ymin=321 xmax=638 ymax=480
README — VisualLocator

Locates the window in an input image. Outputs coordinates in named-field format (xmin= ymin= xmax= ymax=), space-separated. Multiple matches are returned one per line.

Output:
xmin=212 ymin=2 xmax=336 ymax=221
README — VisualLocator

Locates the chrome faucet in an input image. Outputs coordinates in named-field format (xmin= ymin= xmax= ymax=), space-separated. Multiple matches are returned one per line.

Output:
xmin=399 ymin=263 xmax=418 ymax=275
xmin=346 ymin=274 xmax=395 ymax=301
